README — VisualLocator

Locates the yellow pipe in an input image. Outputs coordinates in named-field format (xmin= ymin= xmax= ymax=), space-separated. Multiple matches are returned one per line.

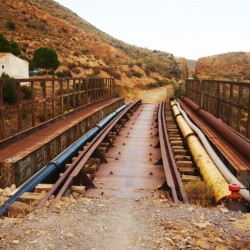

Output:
xmin=170 ymin=101 xmax=230 ymax=203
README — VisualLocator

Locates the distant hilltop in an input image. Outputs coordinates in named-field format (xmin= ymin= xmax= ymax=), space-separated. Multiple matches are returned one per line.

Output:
xmin=1 ymin=0 xmax=249 ymax=83
xmin=0 ymin=0 xmax=182 ymax=85
xmin=196 ymin=52 xmax=250 ymax=81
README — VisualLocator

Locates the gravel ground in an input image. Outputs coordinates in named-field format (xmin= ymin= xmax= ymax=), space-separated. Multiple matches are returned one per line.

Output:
xmin=0 ymin=190 xmax=249 ymax=250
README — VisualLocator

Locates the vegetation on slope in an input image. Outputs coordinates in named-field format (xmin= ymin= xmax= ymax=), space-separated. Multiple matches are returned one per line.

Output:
xmin=0 ymin=0 xmax=183 ymax=86
xmin=196 ymin=52 xmax=250 ymax=81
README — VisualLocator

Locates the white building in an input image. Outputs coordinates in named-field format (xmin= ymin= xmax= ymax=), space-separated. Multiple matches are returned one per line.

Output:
xmin=0 ymin=53 xmax=29 ymax=79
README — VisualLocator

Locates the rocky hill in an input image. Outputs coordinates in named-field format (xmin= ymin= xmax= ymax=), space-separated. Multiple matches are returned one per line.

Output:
xmin=196 ymin=52 xmax=250 ymax=81
xmin=0 ymin=0 xmax=182 ymax=86
xmin=186 ymin=59 xmax=196 ymax=78
xmin=175 ymin=57 xmax=188 ymax=79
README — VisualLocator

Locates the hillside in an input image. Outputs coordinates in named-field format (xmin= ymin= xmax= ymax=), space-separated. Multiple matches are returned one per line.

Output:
xmin=196 ymin=52 xmax=250 ymax=81
xmin=175 ymin=57 xmax=188 ymax=79
xmin=0 ymin=0 xmax=182 ymax=86
xmin=186 ymin=59 xmax=196 ymax=78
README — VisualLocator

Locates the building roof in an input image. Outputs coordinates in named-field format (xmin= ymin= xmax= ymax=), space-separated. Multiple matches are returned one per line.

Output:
xmin=0 ymin=53 xmax=11 ymax=58
xmin=0 ymin=53 xmax=28 ymax=64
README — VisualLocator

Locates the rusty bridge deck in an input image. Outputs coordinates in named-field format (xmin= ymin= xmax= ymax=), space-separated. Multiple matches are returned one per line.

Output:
xmin=0 ymin=97 xmax=123 ymax=188
xmin=86 ymin=104 xmax=166 ymax=198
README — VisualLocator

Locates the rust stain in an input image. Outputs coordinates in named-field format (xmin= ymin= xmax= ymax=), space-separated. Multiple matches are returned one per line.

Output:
xmin=86 ymin=104 xmax=166 ymax=199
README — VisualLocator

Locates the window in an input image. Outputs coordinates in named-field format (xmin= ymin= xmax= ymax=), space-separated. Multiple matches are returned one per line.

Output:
xmin=2 ymin=65 xmax=4 ymax=69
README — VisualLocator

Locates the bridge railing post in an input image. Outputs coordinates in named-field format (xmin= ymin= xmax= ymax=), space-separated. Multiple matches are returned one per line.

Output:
xmin=0 ymin=80 xmax=5 ymax=140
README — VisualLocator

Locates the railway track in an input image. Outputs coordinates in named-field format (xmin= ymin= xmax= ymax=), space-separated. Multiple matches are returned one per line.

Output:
xmin=36 ymin=100 xmax=142 ymax=210
xmin=0 ymin=101 xmax=136 ymax=216
xmin=158 ymin=101 xmax=188 ymax=203
xmin=1 ymin=99 xmax=193 ymax=216
xmin=1 ymin=98 xmax=249 ymax=217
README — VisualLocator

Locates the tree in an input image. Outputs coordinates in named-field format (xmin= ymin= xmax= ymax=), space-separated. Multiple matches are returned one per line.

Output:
xmin=32 ymin=47 xmax=60 ymax=72
xmin=0 ymin=33 xmax=21 ymax=56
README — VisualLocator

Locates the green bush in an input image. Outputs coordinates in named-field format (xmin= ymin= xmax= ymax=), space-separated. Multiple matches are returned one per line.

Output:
xmin=71 ymin=67 xmax=81 ymax=74
xmin=0 ymin=73 xmax=10 ymax=79
xmin=6 ymin=19 xmax=16 ymax=30
xmin=2 ymin=81 xmax=17 ymax=104
xmin=146 ymin=82 xmax=158 ymax=89
xmin=48 ymin=69 xmax=55 ymax=75
xmin=93 ymin=67 xmax=101 ymax=75
xmin=131 ymin=70 xmax=142 ymax=78
xmin=0 ymin=33 xmax=21 ymax=56
xmin=81 ymin=48 xmax=90 ymax=54
xmin=125 ymin=72 xmax=132 ymax=78
xmin=171 ymin=80 xmax=186 ymax=97
xmin=102 ymin=67 xmax=121 ymax=80
xmin=22 ymin=105 xmax=31 ymax=119
xmin=56 ymin=70 xmax=72 ymax=77
xmin=87 ymin=74 xmax=99 ymax=78
xmin=37 ymin=114 xmax=45 ymax=122
xmin=136 ymin=62 xmax=142 ymax=67
xmin=21 ymin=85 xmax=32 ymax=100
xmin=68 ymin=63 xmax=77 ymax=70
xmin=144 ymin=68 xmax=150 ymax=76
xmin=81 ymin=64 xmax=91 ymax=69
xmin=32 ymin=47 xmax=60 ymax=71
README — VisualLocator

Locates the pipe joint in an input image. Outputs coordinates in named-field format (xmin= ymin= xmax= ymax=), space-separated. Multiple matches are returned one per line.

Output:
xmin=184 ymin=132 xmax=196 ymax=142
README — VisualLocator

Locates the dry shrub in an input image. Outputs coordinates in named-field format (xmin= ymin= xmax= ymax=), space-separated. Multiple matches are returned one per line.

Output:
xmin=183 ymin=180 xmax=214 ymax=207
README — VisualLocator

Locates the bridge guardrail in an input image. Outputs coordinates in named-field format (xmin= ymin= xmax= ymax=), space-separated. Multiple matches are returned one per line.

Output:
xmin=0 ymin=77 xmax=115 ymax=140
xmin=186 ymin=79 xmax=250 ymax=139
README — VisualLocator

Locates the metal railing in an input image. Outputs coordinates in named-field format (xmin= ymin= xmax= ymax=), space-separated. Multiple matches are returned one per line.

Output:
xmin=0 ymin=77 xmax=115 ymax=140
xmin=186 ymin=79 xmax=250 ymax=139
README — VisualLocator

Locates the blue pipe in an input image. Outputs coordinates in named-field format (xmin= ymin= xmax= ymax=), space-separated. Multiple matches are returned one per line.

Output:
xmin=0 ymin=103 xmax=128 ymax=216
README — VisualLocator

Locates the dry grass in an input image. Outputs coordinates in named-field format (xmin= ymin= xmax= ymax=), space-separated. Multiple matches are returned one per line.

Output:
xmin=116 ymin=84 xmax=175 ymax=103
xmin=184 ymin=180 xmax=215 ymax=207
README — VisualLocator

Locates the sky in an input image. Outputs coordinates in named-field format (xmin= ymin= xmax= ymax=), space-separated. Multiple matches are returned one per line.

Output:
xmin=55 ymin=0 xmax=250 ymax=60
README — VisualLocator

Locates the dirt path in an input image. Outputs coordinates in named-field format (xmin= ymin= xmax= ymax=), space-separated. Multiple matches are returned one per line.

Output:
xmin=0 ymin=195 xmax=249 ymax=249
xmin=139 ymin=85 xmax=174 ymax=104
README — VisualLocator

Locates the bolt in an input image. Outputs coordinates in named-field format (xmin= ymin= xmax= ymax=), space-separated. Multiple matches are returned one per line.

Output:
xmin=110 ymin=171 xmax=113 ymax=175
xmin=118 ymin=152 xmax=121 ymax=154
xmin=149 ymin=153 xmax=152 ymax=155
xmin=149 ymin=172 xmax=153 ymax=175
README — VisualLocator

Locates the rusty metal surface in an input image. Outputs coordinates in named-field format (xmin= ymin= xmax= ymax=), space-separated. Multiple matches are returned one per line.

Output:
xmin=0 ymin=97 xmax=123 ymax=188
xmin=158 ymin=101 xmax=188 ymax=203
xmin=36 ymin=100 xmax=142 ymax=209
xmin=86 ymin=104 xmax=166 ymax=199
xmin=182 ymin=97 xmax=250 ymax=162
xmin=186 ymin=79 xmax=250 ymax=139
xmin=0 ymin=77 xmax=116 ymax=140
xmin=178 ymin=98 xmax=250 ymax=186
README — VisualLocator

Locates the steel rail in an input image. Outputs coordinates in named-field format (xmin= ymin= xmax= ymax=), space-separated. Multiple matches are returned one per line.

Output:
xmin=0 ymin=103 xmax=128 ymax=216
xmin=158 ymin=101 xmax=188 ymax=203
xmin=36 ymin=100 xmax=142 ymax=210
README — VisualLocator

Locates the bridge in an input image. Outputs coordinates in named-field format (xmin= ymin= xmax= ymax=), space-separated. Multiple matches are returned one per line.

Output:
xmin=0 ymin=77 xmax=249 ymax=216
